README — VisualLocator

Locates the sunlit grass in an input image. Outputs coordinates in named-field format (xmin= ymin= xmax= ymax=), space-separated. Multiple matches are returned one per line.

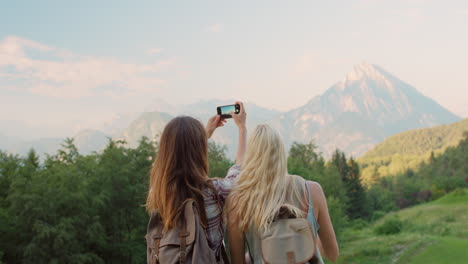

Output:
xmin=406 ymin=237 xmax=468 ymax=264
xmin=329 ymin=189 xmax=468 ymax=264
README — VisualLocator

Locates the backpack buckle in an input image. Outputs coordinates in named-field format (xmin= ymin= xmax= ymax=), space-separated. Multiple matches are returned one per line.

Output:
xmin=179 ymin=251 xmax=186 ymax=263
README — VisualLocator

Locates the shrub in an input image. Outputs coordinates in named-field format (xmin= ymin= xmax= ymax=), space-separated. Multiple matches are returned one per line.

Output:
xmin=443 ymin=215 xmax=456 ymax=223
xmin=452 ymin=188 xmax=467 ymax=196
xmin=350 ymin=219 xmax=369 ymax=230
xmin=415 ymin=189 xmax=432 ymax=202
xmin=374 ymin=217 xmax=403 ymax=235
xmin=371 ymin=210 xmax=386 ymax=222
xmin=326 ymin=195 xmax=349 ymax=240
xmin=430 ymin=184 xmax=446 ymax=200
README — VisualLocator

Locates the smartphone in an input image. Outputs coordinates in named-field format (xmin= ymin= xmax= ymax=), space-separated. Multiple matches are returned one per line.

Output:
xmin=217 ymin=104 xmax=240 ymax=119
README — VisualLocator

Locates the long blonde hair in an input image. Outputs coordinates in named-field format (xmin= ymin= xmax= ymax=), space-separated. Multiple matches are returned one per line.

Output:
xmin=229 ymin=124 xmax=304 ymax=232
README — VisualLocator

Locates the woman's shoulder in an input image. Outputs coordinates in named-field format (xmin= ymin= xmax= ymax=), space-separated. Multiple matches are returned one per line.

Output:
xmin=288 ymin=175 xmax=321 ymax=188
xmin=288 ymin=174 xmax=306 ymax=184
xmin=208 ymin=164 xmax=241 ymax=199
xmin=288 ymin=175 xmax=325 ymax=202
xmin=304 ymin=181 xmax=326 ymax=211
xmin=226 ymin=164 xmax=241 ymax=178
xmin=306 ymin=180 xmax=323 ymax=193
xmin=211 ymin=165 xmax=241 ymax=184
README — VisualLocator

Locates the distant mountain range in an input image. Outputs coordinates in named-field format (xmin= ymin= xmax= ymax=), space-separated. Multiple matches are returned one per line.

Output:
xmin=272 ymin=63 xmax=460 ymax=157
xmin=2 ymin=130 xmax=110 ymax=158
xmin=1 ymin=63 xmax=461 ymax=159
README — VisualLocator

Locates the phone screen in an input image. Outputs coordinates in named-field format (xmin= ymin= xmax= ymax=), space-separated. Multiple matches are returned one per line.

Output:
xmin=220 ymin=105 xmax=237 ymax=115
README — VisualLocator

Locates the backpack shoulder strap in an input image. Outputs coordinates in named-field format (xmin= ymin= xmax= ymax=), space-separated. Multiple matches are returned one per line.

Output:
xmin=291 ymin=175 xmax=310 ymax=213
xmin=179 ymin=222 xmax=189 ymax=263
xmin=146 ymin=212 xmax=164 ymax=264
xmin=153 ymin=227 xmax=163 ymax=262
xmin=303 ymin=180 xmax=320 ymax=235
xmin=304 ymin=181 xmax=314 ymax=214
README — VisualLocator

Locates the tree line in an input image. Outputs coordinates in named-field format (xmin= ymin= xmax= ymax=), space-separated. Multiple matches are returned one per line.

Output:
xmin=1 ymin=132 xmax=467 ymax=263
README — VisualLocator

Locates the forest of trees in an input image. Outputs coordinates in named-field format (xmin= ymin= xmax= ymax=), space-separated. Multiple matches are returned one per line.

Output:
xmin=359 ymin=118 xmax=468 ymax=182
xmin=0 ymin=132 xmax=467 ymax=263
xmin=367 ymin=132 xmax=468 ymax=209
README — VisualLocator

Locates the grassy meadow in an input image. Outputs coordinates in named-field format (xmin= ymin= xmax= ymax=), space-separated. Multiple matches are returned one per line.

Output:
xmin=331 ymin=188 xmax=468 ymax=264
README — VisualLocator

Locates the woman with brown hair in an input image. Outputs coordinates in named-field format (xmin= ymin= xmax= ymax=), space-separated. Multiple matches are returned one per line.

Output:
xmin=146 ymin=101 xmax=247 ymax=261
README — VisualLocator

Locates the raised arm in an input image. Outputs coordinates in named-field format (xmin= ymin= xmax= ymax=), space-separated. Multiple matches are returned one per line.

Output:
xmin=231 ymin=101 xmax=247 ymax=165
xmin=307 ymin=181 xmax=339 ymax=262
xmin=205 ymin=115 xmax=226 ymax=139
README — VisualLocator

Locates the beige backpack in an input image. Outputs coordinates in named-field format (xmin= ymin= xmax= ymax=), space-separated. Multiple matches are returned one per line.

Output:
xmin=146 ymin=199 xmax=226 ymax=264
xmin=256 ymin=181 xmax=320 ymax=264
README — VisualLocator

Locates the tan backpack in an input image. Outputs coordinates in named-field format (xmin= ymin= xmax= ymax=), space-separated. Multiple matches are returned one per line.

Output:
xmin=146 ymin=199 xmax=226 ymax=264
xmin=256 ymin=181 xmax=320 ymax=264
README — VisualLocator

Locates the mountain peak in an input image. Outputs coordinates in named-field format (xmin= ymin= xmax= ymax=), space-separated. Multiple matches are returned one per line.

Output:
xmin=344 ymin=62 xmax=385 ymax=82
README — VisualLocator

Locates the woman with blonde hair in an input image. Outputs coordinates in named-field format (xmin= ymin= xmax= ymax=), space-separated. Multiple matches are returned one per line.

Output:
xmin=226 ymin=124 xmax=339 ymax=263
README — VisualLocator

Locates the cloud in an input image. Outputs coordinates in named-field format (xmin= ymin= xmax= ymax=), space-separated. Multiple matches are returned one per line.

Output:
xmin=146 ymin=48 xmax=162 ymax=55
xmin=0 ymin=36 xmax=171 ymax=99
xmin=456 ymin=9 xmax=468 ymax=16
xmin=358 ymin=0 xmax=429 ymax=8
xmin=288 ymin=54 xmax=319 ymax=77
xmin=393 ymin=7 xmax=425 ymax=24
xmin=206 ymin=23 xmax=224 ymax=33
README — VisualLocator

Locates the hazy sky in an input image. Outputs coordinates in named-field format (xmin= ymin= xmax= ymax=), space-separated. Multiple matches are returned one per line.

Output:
xmin=1 ymin=0 xmax=467 ymax=137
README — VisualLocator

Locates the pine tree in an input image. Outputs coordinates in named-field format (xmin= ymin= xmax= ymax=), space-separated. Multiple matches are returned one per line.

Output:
xmin=331 ymin=150 xmax=368 ymax=219
xmin=429 ymin=151 xmax=435 ymax=164
xmin=26 ymin=149 xmax=40 ymax=169
xmin=346 ymin=158 xmax=368 ymax=219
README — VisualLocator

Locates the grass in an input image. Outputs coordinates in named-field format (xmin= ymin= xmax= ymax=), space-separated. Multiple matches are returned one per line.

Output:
xmin=332 ymin=232 xmax=432 ymax=264
xmin=407 ymin=237 xmax=468 ymax=264
xmin=329 ymin=189 xmax=468 ymax=264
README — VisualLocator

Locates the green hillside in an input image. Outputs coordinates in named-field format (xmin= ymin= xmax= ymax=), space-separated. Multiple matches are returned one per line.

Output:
xmin=363 ymin=118 xmax=468 ymax=158
xmin=359 ymin=118 xmax=468 ymax=183
xmin=332 ymin=189 xmax=468 ymax=264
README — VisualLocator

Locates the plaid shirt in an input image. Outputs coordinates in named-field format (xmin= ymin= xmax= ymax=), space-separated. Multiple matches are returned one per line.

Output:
xmin=203 ymin=164 xmax=241 ymax=257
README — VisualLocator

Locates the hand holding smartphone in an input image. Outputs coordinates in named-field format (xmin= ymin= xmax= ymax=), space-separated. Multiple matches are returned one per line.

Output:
xmin=207 ymin=102 xmax=245 ymax=139
xmin=216 ymin=104 xmax=240 ymax=119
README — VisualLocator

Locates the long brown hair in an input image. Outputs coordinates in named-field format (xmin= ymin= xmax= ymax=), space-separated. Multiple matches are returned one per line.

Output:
xmin=146 ymin=116 xmax=215 ymax=230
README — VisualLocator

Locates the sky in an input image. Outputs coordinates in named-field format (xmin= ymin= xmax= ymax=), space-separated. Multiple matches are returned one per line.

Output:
xmin=1 ymin=0 xmax=467 ymax=138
